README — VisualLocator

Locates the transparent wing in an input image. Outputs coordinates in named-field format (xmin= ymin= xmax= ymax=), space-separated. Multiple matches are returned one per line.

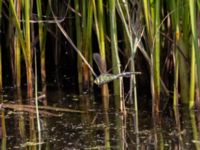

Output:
xmin=93 ymin=53 xmax=106 ymax=74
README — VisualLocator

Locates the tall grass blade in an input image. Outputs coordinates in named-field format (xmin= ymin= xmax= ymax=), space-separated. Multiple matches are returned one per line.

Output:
xmin=24 ymin=0 xmax=33 ymax=97
xmin=95 ymin=0 xmax=109 ymax=97
xmin=14 ymin=1 xmax=21 ymax=87
xmin=9 ymin=0 xmax=25 ymax=53
xmin=189 ymin=0 xmax=200 ymax=107
xmin=36 ymin=0 xmax=47 ymax=87
xmin=82 ymin=0 xmax=93 ymax=90
xmin=168 ymin=0 xmax=180 ymax=108
xmin=179 ymin=2 xmax=190 ymax=104
xmin=189 ymin=44 xmax=195 ymax=108
xmin=74 ymin=0 xmax=83 ymax=91
xmin=108 ymin=0 xmax=122 ymax=98
xmin=153 ymin=0 xmax=161 ymax=111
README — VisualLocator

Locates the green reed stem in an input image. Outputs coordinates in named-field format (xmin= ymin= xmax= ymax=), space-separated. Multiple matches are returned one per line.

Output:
xmin=15 ymin=34 xmax=21 ymax=87
xmin=97 ymin=0 xmax=106 ymax=61
xmin=174 ymin=2 xmax=180 ymax=107
xmin=9 ymin=1 xmax=25 ymax=54
xmin=82 ymin=0 xmax=93 ymax=89
xmin=142 ymin=0 xmax=161 ymax=115
xmin=173 ymin=49 xmax=179 ymax=109
xmin=189 ymin=44 xmax=195 ymax=108
xmin=24 ymin=0 xmax=33 ymax=97
xmin=169 ymin=0 xmax=180 ymax=108
xmin=95 ymin=0 xmax=109 ymax=97
xmin=190 ymin=111 xmax=200 ymax=149
xmin=74 ymin=0 xmax=83 ymax=89
xmin=108 ymin=0 xmax=122 ymax=97
xmin=142 ymin=0 xmax=155 ymax=106
xmin=180 ymin=2 xmax=190 ymax=104
xmin=36 ymin=0 xmax=46 ymax=86
xmin=142 ymin=0 xmax=153 ymax=44
xmin=189 ymin=0 xmax=200 ymax=107
xmin=153 ymin=0 xmax=161 ymax=113
xmin=15 ymin=1 xmax=21 ymax=87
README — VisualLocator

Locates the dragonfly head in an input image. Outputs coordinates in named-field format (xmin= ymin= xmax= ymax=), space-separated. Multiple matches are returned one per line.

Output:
xmin=94 ymin=78 xmax=100 ymax=85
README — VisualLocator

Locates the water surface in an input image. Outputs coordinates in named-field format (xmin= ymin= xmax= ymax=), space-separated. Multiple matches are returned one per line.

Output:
xmin=0 ymin=88 xmax=200 ymax=150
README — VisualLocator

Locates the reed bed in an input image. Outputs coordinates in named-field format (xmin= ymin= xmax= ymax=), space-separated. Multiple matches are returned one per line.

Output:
xmin=0 ymin=0 xmax=200 ymax=117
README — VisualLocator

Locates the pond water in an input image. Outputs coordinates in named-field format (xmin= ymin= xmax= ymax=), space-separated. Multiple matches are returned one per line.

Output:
xmin=0 ymin=88 xmax=200 ymax=150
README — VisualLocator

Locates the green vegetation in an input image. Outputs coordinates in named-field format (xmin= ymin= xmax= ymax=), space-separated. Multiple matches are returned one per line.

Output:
xmin=1 ymin=0 xmax=200 ymax=115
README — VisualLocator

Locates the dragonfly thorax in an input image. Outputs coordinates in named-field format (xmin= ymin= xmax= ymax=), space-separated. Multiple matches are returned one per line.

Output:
xmin=94 ymin=74 xmax=119 ymax=85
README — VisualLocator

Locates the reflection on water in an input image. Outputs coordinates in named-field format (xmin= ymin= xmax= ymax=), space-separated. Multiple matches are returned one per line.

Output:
xmin=0 ymin=89 xmax=200 ymax=149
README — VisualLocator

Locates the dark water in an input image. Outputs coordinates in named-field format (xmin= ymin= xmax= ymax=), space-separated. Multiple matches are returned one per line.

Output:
xmin=0 ymin=88 xmax=200 ymax=150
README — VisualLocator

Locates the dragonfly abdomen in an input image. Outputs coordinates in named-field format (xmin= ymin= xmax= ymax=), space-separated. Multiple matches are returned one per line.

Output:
xmin=94 ymin=72 xmax=141 ymax=85
xmin=117 ymin=72 xmax=141 ymax=78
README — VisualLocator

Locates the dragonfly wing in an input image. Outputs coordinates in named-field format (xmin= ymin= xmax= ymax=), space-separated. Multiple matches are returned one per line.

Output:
xmin=93 ymin=53 xmax=106 ymax=74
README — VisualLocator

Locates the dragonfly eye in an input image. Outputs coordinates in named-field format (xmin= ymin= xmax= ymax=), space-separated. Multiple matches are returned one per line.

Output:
xmin=94 ymin=78 xmax=98 ymax=85
xmin=94 ymin=77 xmax=102 ymax=85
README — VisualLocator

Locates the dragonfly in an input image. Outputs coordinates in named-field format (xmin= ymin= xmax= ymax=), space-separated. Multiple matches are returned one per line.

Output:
xmin=93 ymin=53 xmax=141 ymax=86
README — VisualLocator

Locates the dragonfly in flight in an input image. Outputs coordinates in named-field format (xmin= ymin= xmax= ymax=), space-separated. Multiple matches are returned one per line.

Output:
xmin=93 ymin=53 xmax=141 ymax=86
